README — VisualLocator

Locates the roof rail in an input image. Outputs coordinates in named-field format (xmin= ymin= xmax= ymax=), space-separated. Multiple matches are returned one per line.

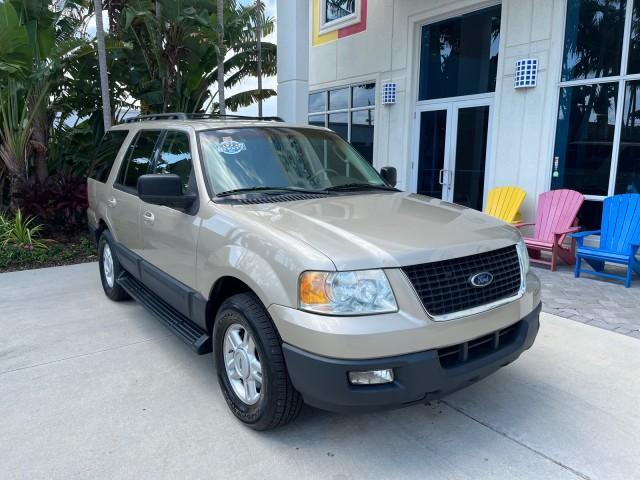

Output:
xmin=121 ymin=113 xmax=285 ymax=124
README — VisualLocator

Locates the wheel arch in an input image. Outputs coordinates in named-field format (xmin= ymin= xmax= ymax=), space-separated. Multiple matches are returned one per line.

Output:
xmin=205 ymin=276 xmax=254 ymax=334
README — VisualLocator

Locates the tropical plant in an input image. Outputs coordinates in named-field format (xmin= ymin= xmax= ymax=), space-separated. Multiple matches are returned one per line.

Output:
xmin=0 ymin=209 xmax=49 ymax=250
xmin=12 ymin=173 xmax=88 ymax=228
xmin=110 ymin=0 xmax=277 ymax=113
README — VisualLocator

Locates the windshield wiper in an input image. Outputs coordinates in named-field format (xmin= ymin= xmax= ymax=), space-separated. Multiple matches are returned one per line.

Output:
xmin=323 ymin=183 xmax=398 ymax=192
xmin=216 ymin=186 xmax=328 ymax=197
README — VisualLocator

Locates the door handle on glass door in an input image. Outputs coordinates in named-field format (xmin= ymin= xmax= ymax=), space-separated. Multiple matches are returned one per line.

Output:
xmin=143 ymin=211 xmax=155 ymax=224
xmin=106 ymin=197 xmax=117 ymax=208
xmin=439 ymin=169 xmax=445 ymax=185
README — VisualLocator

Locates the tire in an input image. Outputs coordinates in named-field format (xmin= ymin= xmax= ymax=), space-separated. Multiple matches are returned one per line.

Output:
xmin=98 ymin=230 xmax=130 ymax=301
xmin=213 ymin=292 xmax=303 ymax=430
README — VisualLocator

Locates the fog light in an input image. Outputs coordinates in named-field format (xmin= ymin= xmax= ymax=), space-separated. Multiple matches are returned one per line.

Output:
xmin=348 ymin=369 xmax=394 ymax=385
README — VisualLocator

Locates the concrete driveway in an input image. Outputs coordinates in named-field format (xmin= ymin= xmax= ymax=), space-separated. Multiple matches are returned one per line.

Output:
xmin=1 ymin=263 xmax=639 ymax=480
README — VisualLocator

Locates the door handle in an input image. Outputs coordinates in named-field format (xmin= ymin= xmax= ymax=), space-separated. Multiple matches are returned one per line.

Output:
xmin=438 ymin=169 xmax=445 ymax=185
xmin=106 ymin=197 xmax=117 ymax=208
xmin=143 ymin=211 xmax=155 ymax=224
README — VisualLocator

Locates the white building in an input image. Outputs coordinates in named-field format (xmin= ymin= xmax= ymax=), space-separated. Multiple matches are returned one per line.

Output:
xmin=277 ymin=0 xmax=640 ymax=228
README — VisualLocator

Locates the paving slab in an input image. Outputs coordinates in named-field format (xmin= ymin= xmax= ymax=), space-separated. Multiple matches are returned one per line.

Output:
xmin=1 ymin=263 xmax=639 ymax=480
xmin=536 ymin=263 xmax=640 ymax=338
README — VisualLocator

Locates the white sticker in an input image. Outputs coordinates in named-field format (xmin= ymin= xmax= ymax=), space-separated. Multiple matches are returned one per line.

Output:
xmin=214 ymin=137 xmax=247 ymax=155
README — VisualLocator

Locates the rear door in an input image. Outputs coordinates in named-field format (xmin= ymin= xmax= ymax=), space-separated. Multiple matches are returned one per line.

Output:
xmin=106 ymin=129 xmax=162 ymax=257
xmin=138 ymin=129 xmax=200 ymax=293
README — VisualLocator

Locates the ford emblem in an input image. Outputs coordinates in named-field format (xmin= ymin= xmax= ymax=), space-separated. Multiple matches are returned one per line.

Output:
xmin=470 ymin=272 xmax=494 ymax=288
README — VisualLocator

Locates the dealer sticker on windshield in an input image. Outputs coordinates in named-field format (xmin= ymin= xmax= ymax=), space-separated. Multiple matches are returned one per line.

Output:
xmin=214 ymin=137 xmax=247 ymax=155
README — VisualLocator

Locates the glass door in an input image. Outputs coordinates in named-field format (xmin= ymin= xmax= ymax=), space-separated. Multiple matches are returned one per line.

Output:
xmin=451 ymin=105 xmax=490 ymax=210
xmin=413 ymin=100 xmax=492 ymax=211
xmin=415 ymin=107 xmax=451 ymax=199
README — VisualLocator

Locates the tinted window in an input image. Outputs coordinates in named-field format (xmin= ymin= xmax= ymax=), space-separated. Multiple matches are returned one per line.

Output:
xmin=352 ymin=83 xmax=376 ymax=108
xmin=418 ymin=6 xmax=501 ymax=101
xmin=615 ymin=80 xmax=640 ymax=194
xmin=91 ymin=130 xmax=129 ymax=183
xmin=118 ymin=130 xmax=161 ymax=189
xmin=308 ymin=114 xmax=326 ymax=127
xmin=308 ymin=92 xmax=326 ymax=113
xmin=351 ymin=110 xmax=374 ymax=164
xmin=154 ymin=131 xmax=193 ymax=193
xmin=552 ymin=83 xmax=618 ymax=196
xmin=562 ymin=0 xmax=626 ymax=81
xmin=328 ymin=112 xmax=348 ymax=141
xmin=629 ymin=2 xmax=640 ymax=73
xmin=329 ymin=88 xmax=349 ymax=110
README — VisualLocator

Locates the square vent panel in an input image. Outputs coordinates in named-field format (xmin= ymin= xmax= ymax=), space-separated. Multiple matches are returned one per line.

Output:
xmin=514 ymin=58 xmax=538 ymax=89
xmin=381 ymin=82 xmax=397 ymax=104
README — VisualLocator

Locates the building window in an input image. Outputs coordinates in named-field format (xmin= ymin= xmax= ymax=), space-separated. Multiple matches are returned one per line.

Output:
xmin=319 ymin=0 xmax=361 ymax=34
xmin=418 ymin=6 xmax=501 ymax=101
xmin=308 ymin=83 xmax=375 ymax=164
xmin=553 ymin=0 xmax=640 ymax=211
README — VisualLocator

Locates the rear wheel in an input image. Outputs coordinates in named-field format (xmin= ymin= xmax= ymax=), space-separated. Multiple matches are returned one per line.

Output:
xmin=98 ymin=231 xmax=130 ymax=301
xmin=213 ymin=293 xmax=303 ymax=430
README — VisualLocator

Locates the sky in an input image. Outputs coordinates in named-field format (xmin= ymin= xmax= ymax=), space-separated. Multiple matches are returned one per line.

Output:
xmin=86 ymin=0 xmax=278 ymax=117
xmin=234 ymin=0 xmax=278 ymax=116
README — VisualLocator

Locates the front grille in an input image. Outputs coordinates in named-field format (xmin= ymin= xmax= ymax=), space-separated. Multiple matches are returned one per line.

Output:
xmin=402 ymin=245 xmax=522 ymax=318
xmin=438 ymin=320 xmax=522 ymax=369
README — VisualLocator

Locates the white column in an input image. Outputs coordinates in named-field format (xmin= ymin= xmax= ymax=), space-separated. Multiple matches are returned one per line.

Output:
xmin=276 ymin=0 xmax=309 ymax=123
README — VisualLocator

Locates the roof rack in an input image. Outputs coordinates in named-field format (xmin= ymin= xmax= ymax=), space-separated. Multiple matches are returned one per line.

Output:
xmin=121 ymin=113 xmax=285 ymax=124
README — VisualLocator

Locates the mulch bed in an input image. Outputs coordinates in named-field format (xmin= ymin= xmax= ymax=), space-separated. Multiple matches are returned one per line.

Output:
xmin=0 ymin=229 xmax=98 ymax=273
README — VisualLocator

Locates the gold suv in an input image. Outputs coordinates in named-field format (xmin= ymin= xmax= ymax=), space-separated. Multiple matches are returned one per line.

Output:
xmin=87 ymin=113 xmax=541 ymax=430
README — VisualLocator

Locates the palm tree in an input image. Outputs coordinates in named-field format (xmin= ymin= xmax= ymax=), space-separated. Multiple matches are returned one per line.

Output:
xmin=94 ymin=0 xmax=112 ymax=130
xmin=256 ymin=0 xmax=262 ymax=118
xmin=217 ymin=0 xmax=226 ymax=115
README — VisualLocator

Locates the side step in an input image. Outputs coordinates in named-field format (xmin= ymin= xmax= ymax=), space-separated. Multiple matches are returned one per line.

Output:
xmin=118 ymin=274 xmax=212 ymax=355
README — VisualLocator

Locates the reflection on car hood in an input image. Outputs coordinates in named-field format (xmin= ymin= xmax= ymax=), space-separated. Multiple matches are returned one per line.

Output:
xmin=230 ymin=192 xmax=522 ymax=270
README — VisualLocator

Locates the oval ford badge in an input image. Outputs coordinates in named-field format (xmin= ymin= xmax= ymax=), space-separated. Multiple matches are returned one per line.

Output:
xmin=469 ymin=272 xmax=494 ymax=288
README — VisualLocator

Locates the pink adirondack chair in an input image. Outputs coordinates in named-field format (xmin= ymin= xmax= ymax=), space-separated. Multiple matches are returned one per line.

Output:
xmin=516 ymin=189 xmax=584 ymax=271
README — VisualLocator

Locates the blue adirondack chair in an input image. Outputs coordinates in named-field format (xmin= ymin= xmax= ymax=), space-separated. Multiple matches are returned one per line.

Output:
xmin=570 ymin=194 xmax=640 ymax=288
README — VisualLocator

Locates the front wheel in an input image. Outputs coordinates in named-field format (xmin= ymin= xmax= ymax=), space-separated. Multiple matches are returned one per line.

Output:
xmin=213 ymin=293 xmax=302 ymax=430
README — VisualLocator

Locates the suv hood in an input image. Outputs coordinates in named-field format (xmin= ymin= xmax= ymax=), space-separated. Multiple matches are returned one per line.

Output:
xmin=230 ymin=192 xmax=522 ymax=270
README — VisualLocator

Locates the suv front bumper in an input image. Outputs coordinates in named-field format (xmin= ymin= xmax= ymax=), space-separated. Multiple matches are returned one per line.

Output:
xmin=282 ymin=303 xmax=541 ymax=413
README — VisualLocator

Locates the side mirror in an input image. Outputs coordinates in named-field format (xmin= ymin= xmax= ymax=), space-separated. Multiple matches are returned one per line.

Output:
xmin=380 ymin=166 xmax=397 ymax=187
xmin=137 ymin=174 xmax=196 ymax=209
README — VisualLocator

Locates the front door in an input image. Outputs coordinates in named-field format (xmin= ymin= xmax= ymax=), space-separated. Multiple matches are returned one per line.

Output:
xmin=413 ymin=100 xmax=492 ymax=211
xmin=138 ymin=129 xmax=199 ymax=290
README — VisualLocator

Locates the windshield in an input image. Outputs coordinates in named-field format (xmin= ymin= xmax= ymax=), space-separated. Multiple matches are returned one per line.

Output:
xmin=198 ymin=127 xmax=386 ymax=195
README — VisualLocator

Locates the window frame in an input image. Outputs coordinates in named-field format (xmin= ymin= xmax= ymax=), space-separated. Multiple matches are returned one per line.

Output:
xmin=308 ymin=82 xmax=376 ymax=165
xmin=553 ymin=0 xmax=640 ymax=201
xmin=318 ymin=0 xmax=361 ymax=35
xmin=90 ymin=129 xmax=130 ymax=183
xmin=151 ymin=129 xmax=197 ymax=193
xmin=114 ymin=128 xmax=163 ymax=195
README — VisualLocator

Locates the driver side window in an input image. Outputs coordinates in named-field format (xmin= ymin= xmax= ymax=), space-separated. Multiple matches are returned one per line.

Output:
xmin=154 ymin=131 xmax=195 ymax=193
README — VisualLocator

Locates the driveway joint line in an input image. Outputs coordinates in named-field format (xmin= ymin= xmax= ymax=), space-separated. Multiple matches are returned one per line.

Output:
xmin=442 ymin=400 xmax=593 ymax=480
xmin=0 ymin=335 xmax=172 ymax=377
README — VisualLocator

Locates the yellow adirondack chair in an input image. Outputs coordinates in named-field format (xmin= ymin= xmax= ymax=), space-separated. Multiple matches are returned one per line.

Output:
xmin=485 ymin=186 xmax=526 ymax=224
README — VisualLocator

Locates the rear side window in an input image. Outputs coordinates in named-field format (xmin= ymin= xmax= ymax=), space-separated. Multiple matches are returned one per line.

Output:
xmin=154 ymin=131 xmax=194 ymax=193
xmin=117 ymin=130 xmax=161 ymax=189
xmin=91 ymin=130 xmax=129 ymax=183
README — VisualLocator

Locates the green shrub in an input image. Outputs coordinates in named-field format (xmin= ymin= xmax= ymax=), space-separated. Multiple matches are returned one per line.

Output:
xmin=0 ymin=210 xmax=49 ymax=251
xmin=0 ymin=235 xmax=95 ymax=270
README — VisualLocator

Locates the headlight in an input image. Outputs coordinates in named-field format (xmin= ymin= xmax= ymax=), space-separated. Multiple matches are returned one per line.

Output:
xmin=516 ymin=238 xmax=530 ymax=275
xmin=299 ymin=269 xmax=398 ymax=315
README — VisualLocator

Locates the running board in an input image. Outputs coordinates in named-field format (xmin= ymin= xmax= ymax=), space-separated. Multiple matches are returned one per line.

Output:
xmin=118 ymin=274 xmax=212 ymax=355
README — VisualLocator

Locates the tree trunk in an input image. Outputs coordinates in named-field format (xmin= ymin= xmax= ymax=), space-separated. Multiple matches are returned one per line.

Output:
xmin=94 ymin=0 xmax=112 ymax=130
xmin=31 ymin=105 xmax=49 ymax=183
xmin=217 ymin=0 xmax=226 ymax=115
xmin=256 ymin=0 xmax=262 ymax=118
